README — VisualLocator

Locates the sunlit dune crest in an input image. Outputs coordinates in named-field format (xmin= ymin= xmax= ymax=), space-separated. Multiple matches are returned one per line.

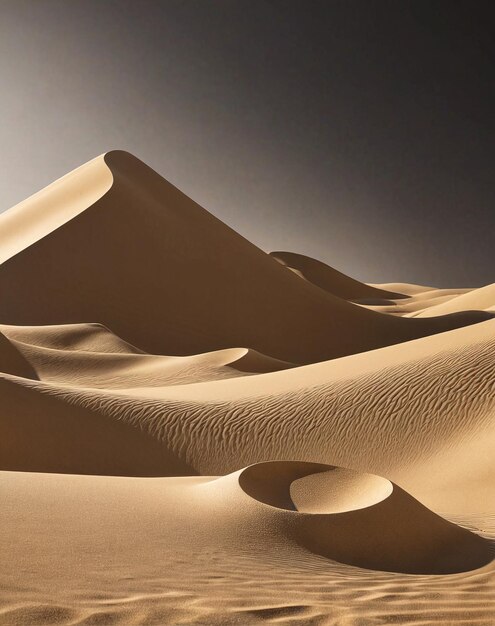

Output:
xmin=1 ymin=152 xmax=494 ymax=625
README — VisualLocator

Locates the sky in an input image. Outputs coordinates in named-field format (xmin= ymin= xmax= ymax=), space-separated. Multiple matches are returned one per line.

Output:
xmin=0 ymin=0 xmax=493 ymax=287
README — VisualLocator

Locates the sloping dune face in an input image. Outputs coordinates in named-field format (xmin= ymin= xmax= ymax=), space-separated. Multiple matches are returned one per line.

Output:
xmin=0 ymin=150 xmax=491 ymax=364
xmin=0 ymin=323 xmax=291 ymax=390
xmin=238 ymin=462 xmax=490 ymax=574
xmin=0 ymin=332 xmax=37 ymax=379
xmin=0 ymin=156 xmax=113 ymax=265
xmin=412 ymin=283 xmax=495 ymax=317
xmin=270 ymin=250 xmax=406 ymax=300
xmin=1 ymin=151 xmax=494 ymax=625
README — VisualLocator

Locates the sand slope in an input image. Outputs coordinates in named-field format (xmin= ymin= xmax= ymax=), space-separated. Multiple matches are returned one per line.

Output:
xmin=1 ymin=150 xmax=494 ymax=626
xmin=0 ymin=332 xmax=37 ymax=379
xmin=270 ymin=250 xmax=406 ymax=299
xmin=0 ymin=323 xmax=293 ymax=389
xmin=238 ymin=462 xmax=490 ymax=573
xmin=1 ymin=318 xmax=494 ymax=515
xmin=412 ymin=282 xmax=495 ymax=317
xmin=0 ymin=151 xmax=490 ymax=364
xmin=1 ymin=465 xmax=494 ymax=626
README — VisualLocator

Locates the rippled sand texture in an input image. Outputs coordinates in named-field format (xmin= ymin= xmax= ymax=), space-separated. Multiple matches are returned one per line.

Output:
xmin=1 ymin=151 xmax=494 ymax=625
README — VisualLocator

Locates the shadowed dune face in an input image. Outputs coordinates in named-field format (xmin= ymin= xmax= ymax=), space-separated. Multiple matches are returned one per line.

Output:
xmin=270 ymin=250 xmax=406 ymax=300
xmin=0 ymin=332 xmax=38 ymax=380
xmin=238 ymin=462 xmax=492 ymax=574
xmin=0 ymin=317 xmax=493 ymax=498
xmin=0 ymin=150 xmax=491 ymax=365
xmin=239 ymin=462 xmax=393 ymax=513
xmin=0 ymin=324 xmax=294 ymax=390
xmin=0 ymin=375 xmax=196 ymax=477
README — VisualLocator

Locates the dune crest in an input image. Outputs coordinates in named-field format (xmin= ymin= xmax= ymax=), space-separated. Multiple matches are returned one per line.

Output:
xmin=1 ymin=150 xmax=494 ymax=625
xmin=0 ymin=150 xmax=491 ymax=365
xmin=270 ymin=250 xmax=406 ymax=299
xmin=0 ymin=323 xmax=293 ymax=389
xmin=0 ymin=155 xmax=112 ymax=264
xmin=0 ymin=332 xmax=38 ymax=380
xmin=412 ymin=283 xmax=495 ymax=317
xmin=238 ymin=461 xmax=392 ymax=513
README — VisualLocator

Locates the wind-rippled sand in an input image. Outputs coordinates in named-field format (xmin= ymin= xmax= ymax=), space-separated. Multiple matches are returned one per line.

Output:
xmin=0 ymin=151 xmax=494 ymax=625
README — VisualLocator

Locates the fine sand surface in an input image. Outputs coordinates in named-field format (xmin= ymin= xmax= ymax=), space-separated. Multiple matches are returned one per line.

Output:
xmin=1 ymin=151 xmax=494 ymax=625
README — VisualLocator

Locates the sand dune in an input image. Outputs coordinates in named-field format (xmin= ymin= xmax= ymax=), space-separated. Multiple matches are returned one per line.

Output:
xmin=362 ymin=293 xmax=462 ymax=316
xmin=270 ymin=250 xmax=406 ymax=299
xmin=0 ymin=321 xmax=146 ymax=354
xmin=358 ymin=287 xmax=477 ymax=316
xmin=1 ymin=150 xmax=494 ymax=625
xmin=0 ymin=151 xmax=490 ymax=365
xmin=368 ymin=281 xmax=437 ymax=295
xmin=0 ymin=156 xmax=113 ymax=265
xmin=0 ymin=332 xmax=38 ymax=379
xmin=1 ymin=317 xmax=493 ymax=515
xmin=0 ymin=374 xmax=194 ymax=476
xmin=0 ymin=323 xmax=292 ymax=388
xmin=411 ymin=282 xmax=495 ymax=317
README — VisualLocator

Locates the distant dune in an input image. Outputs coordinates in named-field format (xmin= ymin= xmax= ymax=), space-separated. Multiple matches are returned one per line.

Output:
xmin=270 ymin=250 xmax=406 ymax=299
xmin=411 ymin=282 xmax=495 ymax=317
xmin=1 ymin=151 xmax=494 ymax=625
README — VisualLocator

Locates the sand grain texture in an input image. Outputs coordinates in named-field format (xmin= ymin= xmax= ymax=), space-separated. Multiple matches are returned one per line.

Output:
xmin=1 ymin=151 xmax=494 ymax=625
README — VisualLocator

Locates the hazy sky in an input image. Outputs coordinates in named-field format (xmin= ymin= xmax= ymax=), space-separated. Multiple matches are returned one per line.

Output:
xmin=0 ymin=0 xmax=493 ymax=286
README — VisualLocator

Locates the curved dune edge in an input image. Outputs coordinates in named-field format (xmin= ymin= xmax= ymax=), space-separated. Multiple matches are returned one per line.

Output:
xmin=0 ymin=323 xmax=295 ymax=389
xmin=368 ymin=281 xmax=437 ymax=295
xmin=0 ymin=149 xmax=491 ymax=365
xmin=0 ymin=374 xmax=196 ymax=476
xmin=270 ymin=250 xmax=406 ymax=300
xmin=227 ymin=348 xmax=297 ymax=373
xmin=239 ymin=462 xmax=393 ymax=513
xmin=0 ymin=332 xmax=38 ymax=380
xmin=412 ymin=283 xmax=495 ymax=318
xmin=361 ymin=293 xmax=463 ymax=316
xmin=0 ymin=155 xmax=113 ymax=265
xmin=236 ymin=461 xmax=491 ymax=574
xmin=0 ymin=322 xmax=145 ymax=354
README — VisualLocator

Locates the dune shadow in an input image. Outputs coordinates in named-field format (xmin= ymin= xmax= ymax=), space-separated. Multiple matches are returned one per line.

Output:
xmin=0 ymin=332 xmax=38 ymax=380
xmin=239 ymin=461 xmax=493 ymax=575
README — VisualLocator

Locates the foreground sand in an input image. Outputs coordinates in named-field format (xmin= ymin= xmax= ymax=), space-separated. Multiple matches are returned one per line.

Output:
xmin=1 ymin=468 xmax=494 ymax=626
xmin=0 ymin=152 xmax=494 ymax=625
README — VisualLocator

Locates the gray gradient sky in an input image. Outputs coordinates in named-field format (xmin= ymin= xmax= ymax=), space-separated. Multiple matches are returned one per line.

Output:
xmin=0 ymin=0 xmax=493 ymax=286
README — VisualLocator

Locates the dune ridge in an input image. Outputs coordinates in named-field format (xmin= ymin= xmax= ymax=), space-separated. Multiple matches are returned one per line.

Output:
xmin=1 ymin=318 xmax=493 ymax=515
xmin=0 ymin=155 xmax=113 ymax=264
xmin=0 ymin=332 xmax=38 ymax=380
xmin=0 ymin=323 xmax=292 ymax=389
xmin=270 ymin=250 xmax=406 ymax=299
xmin=1 ymin=150 xmax=494 ymax=625
xmin=0 ymin=151 xmax=491 ymax=365
xmin=412 ymin=282 xmax=495 ymax=317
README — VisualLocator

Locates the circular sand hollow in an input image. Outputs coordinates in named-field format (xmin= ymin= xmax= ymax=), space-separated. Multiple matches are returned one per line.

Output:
xmin=238 ymin=461 xmax=491 ymax=574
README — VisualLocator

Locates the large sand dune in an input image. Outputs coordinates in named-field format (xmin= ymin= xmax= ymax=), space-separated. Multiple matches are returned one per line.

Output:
xmin=1 ymin=151 xmax=494 ymax=625
xmin=0 ymin=151 xmax=490 ymax=364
